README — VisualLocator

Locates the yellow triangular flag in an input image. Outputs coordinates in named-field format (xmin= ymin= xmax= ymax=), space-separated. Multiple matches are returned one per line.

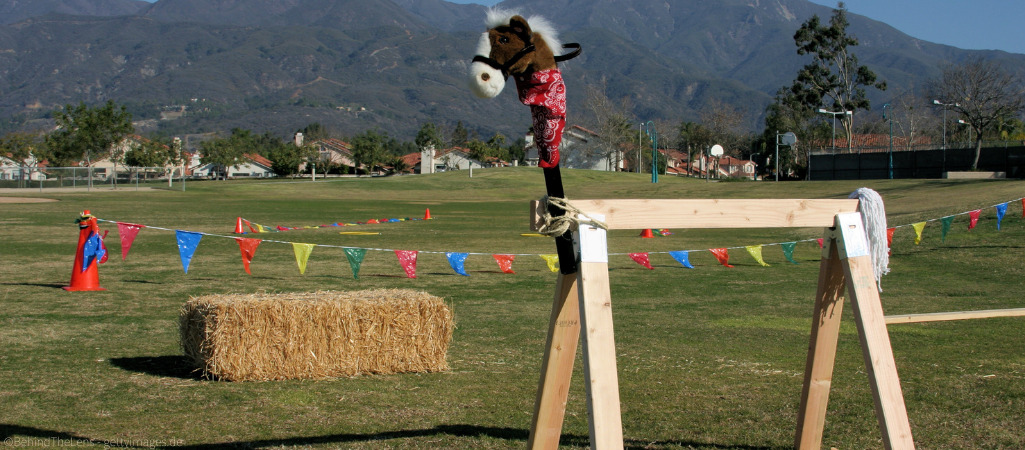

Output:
xmin=745 ymin=245 xmax=770 ymax=267
xmin=912 ymin=222 xmax=927 ymax=245
xmin=292 ymin=243 xmax=316 ymax=274
xmin=540 ymin=254 xmax=559 ymax=273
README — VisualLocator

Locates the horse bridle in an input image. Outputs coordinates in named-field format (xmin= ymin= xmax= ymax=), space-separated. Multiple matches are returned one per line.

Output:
xmin=473 ymin=40 xmax=582 ymax=79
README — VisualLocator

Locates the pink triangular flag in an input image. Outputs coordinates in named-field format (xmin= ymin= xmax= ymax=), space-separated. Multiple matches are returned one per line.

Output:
xmin=395 ymin=250 xmax=419 ymax=278
xmin=816 ymin=238 xmax=824 ymax=248
xmin=116 ymin=222 xmax=144 ymax=261
xmin=492 ymin=254 xmax=515 ymax=274
xmin=628 ymin=253 xmax=654 ymax=269
xmin=710 ymin=248 xmax=734 ymax=268
xmin=968 ymin=209 xmax=981 ymax=230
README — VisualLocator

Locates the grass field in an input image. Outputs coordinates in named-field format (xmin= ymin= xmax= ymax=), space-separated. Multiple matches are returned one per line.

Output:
xmin=2 ymin=168 xmax=1024 ymax=449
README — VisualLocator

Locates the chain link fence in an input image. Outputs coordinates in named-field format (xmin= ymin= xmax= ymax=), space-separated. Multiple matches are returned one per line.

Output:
xmin=0 ymin=166 xmax=187 ymax=191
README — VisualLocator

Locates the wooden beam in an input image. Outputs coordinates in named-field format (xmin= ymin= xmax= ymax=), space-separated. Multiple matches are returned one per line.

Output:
xmin=885 ymin=308 xmax=1025 ymax=324
xmin=530 ymin=199 xmax=859 ymax=231
xmin=528 ymin=273 xmax=582 ymax=449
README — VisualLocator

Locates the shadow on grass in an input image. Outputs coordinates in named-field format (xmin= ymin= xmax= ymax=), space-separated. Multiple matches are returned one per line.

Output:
xmin=109 ymin=355 xmax=203 ymax=380
xmin=0 ymin=282 xmax=69 ymax=289
xmin=1 ymin=423 xmax=781 ymax=449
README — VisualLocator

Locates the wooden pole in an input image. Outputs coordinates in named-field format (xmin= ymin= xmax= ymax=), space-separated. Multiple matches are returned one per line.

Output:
xmin=885 ymin=308 xmax=1025 ymax=324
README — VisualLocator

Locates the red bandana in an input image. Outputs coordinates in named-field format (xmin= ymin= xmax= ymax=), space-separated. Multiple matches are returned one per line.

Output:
xmin=515 ymin=69 xmax=566 ymax=168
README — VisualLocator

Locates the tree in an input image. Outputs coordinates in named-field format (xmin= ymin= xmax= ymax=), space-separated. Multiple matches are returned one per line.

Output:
xmin=350 ymin=130 xmax=386 ymax=175
xmin=929 ymin=57 xmax=1025 ymax=169
xmin=888 ymin=86 xmax=937 ymax=151
xmin=415 ymin=122 xmax=444 ymax=152
xmin=45 ymin=100 xmax=134 ymax=170
xmin=199 ymin=128 xmax=252 ymax=179
xmin=0 ymin=131 xmax=44 ymax=186
xmin=450 ymin=121 xmax=469 ymax=148
xmin=585 ymin=82 xmax=635 ymax=171
xmin=266 ymin=140 xmax=311 ymax=178
xmin=787 ymin=3 xmax=886 ymax=152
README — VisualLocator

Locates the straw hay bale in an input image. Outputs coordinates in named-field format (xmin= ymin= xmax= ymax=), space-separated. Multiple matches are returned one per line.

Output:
xmin=179 ymin=289 xmax=453 ymax=381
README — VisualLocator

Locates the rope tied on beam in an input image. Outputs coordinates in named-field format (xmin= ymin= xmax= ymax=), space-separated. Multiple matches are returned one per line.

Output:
xmin=535 ymin=195 xmax=609 ymax=238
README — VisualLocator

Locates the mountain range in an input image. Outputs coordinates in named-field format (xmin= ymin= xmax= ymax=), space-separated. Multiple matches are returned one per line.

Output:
xmin=1 ymin=0 xmax=1023 ymax=142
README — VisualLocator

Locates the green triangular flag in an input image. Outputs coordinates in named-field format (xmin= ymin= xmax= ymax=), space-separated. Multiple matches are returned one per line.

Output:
xmin=940 ymin=216 xmax=955 ymax=242
xmin=781 ymin=242 xmax=798 ymax=264
xmin=344 ymin=247 xmax=366 ymax=279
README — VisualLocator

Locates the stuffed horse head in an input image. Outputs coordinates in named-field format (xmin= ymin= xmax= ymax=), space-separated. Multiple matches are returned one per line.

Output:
xmin=469 ymin=10 xmax=580 ymax=168
xmin=469 ymin=10 xmax=566 ymax=98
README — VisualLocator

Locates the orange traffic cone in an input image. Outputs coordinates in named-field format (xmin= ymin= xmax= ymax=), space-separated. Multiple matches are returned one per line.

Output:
xmin=639 ymin=228 xmax=654 ymax=238
xmin=64 ymin=210 xmax=106 ymax=291
xmin=424 ymin=208 xmax=432 ymax=220
xmin=234 ymin=217 xmax=245 ymax=234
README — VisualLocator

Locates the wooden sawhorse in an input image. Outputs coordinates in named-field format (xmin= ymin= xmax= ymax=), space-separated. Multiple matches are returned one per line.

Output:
xmin=526 ymin=199 xmax=914 ymax=449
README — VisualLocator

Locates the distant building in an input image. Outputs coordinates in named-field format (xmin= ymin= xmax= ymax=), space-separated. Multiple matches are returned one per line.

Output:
xmin=524 ymin=125 xmax=623 ymax=171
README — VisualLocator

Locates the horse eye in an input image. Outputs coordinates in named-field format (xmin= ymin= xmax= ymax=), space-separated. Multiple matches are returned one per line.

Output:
xmin=499 ymin=36 xmax=510 ymax=44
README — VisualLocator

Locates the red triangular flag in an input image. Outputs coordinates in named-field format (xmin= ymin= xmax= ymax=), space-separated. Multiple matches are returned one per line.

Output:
xmin=629 ymin=252 xmax=654 ymax=269
xmin=1021 ymin=198 xmax=1024 ymax=218
xmin=492 ymin=254 xmax=515 ymax=274
xmin=968 ymin=209 xmax=981 ymax=230
xmin=816 ymin=238 xmax=824 ymax=248
xmin=235 ymin=238 xmax=261 ymax=275
xmin=886 ymin=227 xmax=896 ymax=255
xmin=395 ymin=250 xmax=418 ymax=278
xmin=710 ymin=248 xmax=734 ymax=268
xmin=116 ymin=222 xmax=145 ymax=261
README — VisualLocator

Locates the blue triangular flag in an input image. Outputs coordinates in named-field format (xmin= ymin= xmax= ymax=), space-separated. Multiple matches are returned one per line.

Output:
xmin=175 ymin=230 xmax=203 ymax=274
xmin=446 ymin=252 xmax=470 ymax=276
xmin=996 ymin=203 xmax=1008 ymax=230
xmin=669 ymin=250 xmax=694 ymax=269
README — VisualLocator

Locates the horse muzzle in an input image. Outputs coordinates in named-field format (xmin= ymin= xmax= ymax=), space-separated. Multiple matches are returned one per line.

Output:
xmin=469 ymin=57 xmax=507 ymax=99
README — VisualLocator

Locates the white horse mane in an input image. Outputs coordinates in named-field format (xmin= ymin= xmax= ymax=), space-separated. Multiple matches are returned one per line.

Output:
xmin=485 ymin=8 xmax=564 ymax=57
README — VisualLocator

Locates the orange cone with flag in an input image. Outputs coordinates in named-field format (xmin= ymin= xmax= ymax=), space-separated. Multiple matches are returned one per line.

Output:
xmin=639 ymin=228 xmax=654 ymax=238
xmin=64 ymin=210 xmax=106 ymax=291
xmin=424 ymin=208 xmax=432 ymax=220
xmin=235 ymin=217 xmax=245 ymax=234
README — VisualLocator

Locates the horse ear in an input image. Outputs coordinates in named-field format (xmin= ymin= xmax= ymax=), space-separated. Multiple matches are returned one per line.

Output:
xmin=509 ymin=15 xmax=531 ymax=36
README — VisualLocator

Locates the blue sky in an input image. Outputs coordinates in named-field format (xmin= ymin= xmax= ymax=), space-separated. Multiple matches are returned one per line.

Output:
xmin=140 ymin=0 xmax=1024 ymax=54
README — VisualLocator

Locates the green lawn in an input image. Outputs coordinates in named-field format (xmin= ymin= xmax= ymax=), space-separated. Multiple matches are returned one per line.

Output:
xmin=2 ymin=168 xmax=1023 ymax=449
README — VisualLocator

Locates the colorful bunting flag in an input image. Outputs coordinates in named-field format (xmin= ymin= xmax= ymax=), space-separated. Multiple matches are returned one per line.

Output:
xmin=292 ymin=243 xmax=315 ymax=274
xmin=344 ymin=248 xmax=366 ymax=279
xmin=628 ymin=252 xmax=653 ymax=269
xmin=911 ymin=222 xmax=927 ymax=245
xmin=940 ymin=216 xmax=954 ymax=242
xmin=710 ymin=248 xmax=733 ymax=268
xmin=395 ymin=250 xmax=419 ymax=278
xmin=175 ymin=230 xmax=202 ymax=274
xmin=81 ymin=231 xmax=107 ymax=272
xmin=235 ymin=238 xmax=261 ymax=275
xmin=668 ymin=250 xmax=694 ymax=269
xmin=886 ymin=227 xmax=895 ymax=255
xmin=116 ymin=222 xmax=144 ymax=261
xmin=968 ymin=209 xmax=981 ymax=230
xmin=446 ymin=252 xmax=469 ymax=276
xmin=492 ymin=254 xmax=515 ymax=274
xmin=780 ymin=242 xmax=798 ymax=264
xmin=745 ymin=245 xmax=770 ymax=267
xmin=540 ymin=254 xmax=559 ymax=273
xmin=996 ymin=203 xmax=1008 ymax=230
xmin=816 ymin=238 xmax=824 ymax=248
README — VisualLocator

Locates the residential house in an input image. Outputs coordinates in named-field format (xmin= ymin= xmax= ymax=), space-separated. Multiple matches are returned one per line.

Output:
xmin=192 ymin=153 xmax=275 ymax=178
xmin=416 ymin=147 xmax=485 ymax=173
xmin=692 ymin=154 xmax=758 ymax=180
xmin=310 ymin=138 xmax=356 ymax=169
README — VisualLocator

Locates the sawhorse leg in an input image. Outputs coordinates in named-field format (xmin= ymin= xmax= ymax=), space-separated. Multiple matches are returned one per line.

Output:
xmin=529 ymin=215 xmax=624 ymax=449
xmin=796 ymin=212 xmax=915 ymax=450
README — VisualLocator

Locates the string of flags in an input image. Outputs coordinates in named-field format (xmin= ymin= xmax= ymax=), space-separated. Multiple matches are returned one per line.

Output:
xmin=235 ymin=209 xmax=431 ymax=233
xmin=95 ymin=197 xmax=1023 ymax=279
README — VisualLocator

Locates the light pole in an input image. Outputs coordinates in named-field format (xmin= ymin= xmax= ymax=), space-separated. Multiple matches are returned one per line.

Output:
xmin=636 ymin=123 xmax=642 ymax=174
xmin=817 ymin=109 xmax=852 ymax=152
xmin=883 ymin=103 xmax=893 ymax=179
xmin=933 ymin=100 xmax=959 ymax=150
xmin=643 ymin=121 xmax=658 ymax=183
